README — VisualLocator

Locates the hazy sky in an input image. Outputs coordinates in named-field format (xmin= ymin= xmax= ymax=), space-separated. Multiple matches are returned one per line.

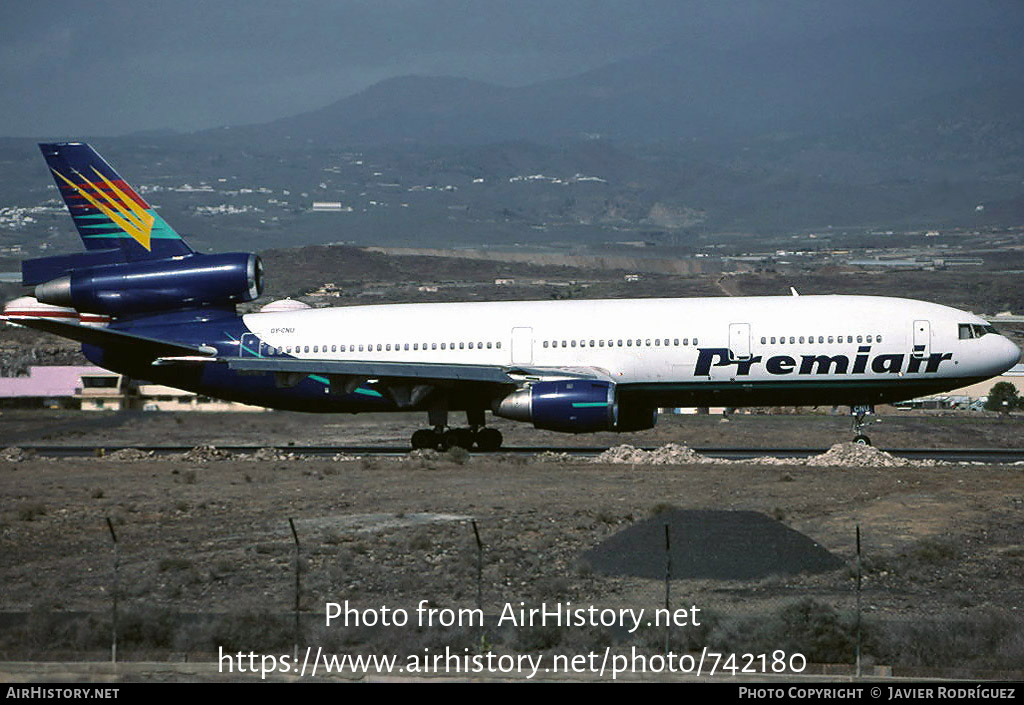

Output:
xmin=1 ymin=0 xmax=1020 ymax=137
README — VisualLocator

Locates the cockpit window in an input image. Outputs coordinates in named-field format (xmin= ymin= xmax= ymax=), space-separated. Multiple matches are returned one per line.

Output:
xmin=960 ymin=323 xmax=999 ymax=339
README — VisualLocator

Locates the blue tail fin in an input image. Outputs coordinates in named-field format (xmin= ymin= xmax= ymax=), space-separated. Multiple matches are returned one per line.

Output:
xmin=39 ymin=142 xmax=193 ymax=261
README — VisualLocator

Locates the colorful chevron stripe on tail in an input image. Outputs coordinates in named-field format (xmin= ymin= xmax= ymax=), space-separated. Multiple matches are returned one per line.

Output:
xmin=39 ymin=142 xmax=193 ymax=260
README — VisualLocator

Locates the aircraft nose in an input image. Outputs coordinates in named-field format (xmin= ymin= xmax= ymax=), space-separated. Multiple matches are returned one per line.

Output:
xmin=996 ymin=335 xmax=1022 ymax=372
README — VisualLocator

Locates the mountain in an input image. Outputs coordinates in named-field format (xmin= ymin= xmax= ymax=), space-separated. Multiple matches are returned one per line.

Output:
xmin=237 ymin=25 xmax=1024 ymax=152
xmin=2 ymin=25 xmax=1022 ymax=252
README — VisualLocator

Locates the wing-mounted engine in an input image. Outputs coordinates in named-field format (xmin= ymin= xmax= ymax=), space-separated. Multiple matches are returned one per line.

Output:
xmin=30 ymin=252 xmax=263 ymax=317
xmin=493 ymin=379 xmax=657 ymax=433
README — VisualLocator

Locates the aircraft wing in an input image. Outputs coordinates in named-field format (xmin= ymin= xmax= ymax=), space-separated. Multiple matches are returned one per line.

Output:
xmin=219 ymin=357 xmax=613 ymax=386
xmin=224 ymin=357 xmax=516 ymax=385
xmin=148 ymin=357 xmax=614 ymax=409
xmin=2 ymin=315 xmax=216 ymax=359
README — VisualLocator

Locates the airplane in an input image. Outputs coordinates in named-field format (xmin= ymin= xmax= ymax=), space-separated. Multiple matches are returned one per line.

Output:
xmin=2 ymin=142 xmax=1020 ymax=450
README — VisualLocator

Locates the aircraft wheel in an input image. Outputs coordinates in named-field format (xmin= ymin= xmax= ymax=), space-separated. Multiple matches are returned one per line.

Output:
xmin=852 ymin=434 xmax=872 ymax=446
xmin=446 ymin=428 xmax=475 ymax=450
xmin=475 ymin=428 xmax=503 ymax=452
xmin=411 ymin=429 xmax=435 ymax=450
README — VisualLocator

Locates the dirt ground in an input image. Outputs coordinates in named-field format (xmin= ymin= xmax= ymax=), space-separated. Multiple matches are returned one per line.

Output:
xmin=1 ymin=410 xmax=1023 ymax=677
xmin=4 ymin=406 xmax=1024 ymax=449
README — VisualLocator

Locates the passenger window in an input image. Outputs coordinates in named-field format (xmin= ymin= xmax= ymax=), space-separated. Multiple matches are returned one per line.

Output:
xmin=496 ymin=342 xmax=501 ymax=349
xmin=617 ymin=340 xmax=623 ymax=347
xmin=441 ymin=343 xmax=446 ymax=350
xmin=799 ymin=337 xmax=804 ymax=344
xmin=683 ymin=338 xmax=689 ymax=346
xmin=487 ymin=342 xmax=492 ymax=349
xmin=543 ymin=341 xmax=549 ymax=348
xmin=674 ymin=338 xmax=679 ymax=346
xmin=468 ymin=342 xmax=473 ymax=350
xmin=627 ymin=339 xmax=633 ymax=347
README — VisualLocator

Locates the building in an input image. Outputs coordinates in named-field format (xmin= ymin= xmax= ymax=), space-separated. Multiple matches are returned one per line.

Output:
xmin=0 ymin=366 xmax=113 ymax=409
xmin=0 ymin=365 xmax=268 ymax=412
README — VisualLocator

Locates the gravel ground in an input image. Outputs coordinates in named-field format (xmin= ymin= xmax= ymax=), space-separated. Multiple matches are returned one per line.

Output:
xmin=1 ymin=410 xmax=1022 ymax=675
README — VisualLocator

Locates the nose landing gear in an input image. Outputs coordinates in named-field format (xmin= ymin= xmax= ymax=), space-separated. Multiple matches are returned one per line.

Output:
xmin=851 ymin=405 xmax=875 ymax=445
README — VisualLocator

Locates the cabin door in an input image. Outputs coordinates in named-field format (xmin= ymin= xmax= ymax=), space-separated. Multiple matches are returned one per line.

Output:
xmin=729 ymin=322 xmax=751 ymax=360
xmin=912 ymin=320 xmax=930 ymax=357
xmin=511 ymin=327 xmax=534 ymax=365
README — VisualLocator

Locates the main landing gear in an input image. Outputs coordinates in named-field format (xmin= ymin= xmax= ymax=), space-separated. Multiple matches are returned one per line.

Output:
xmin=409 ymin=407 xmax=503 ymax=452
xmin=850 ymin=405 xmax=875 ymax=445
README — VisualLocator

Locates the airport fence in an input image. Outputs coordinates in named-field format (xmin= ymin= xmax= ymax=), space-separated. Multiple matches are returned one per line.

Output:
xmin=3 ymin=513 xmax=1021 ymax=680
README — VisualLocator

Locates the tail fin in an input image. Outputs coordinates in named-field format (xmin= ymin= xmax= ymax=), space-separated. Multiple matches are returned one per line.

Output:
xmin=39 ymin=142 xmax=193 ymax=261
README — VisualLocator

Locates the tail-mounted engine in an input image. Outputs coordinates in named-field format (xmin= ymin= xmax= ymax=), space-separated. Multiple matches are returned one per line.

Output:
xmin=493 ymin=380 xmax=657 ymax=433
xmin=30 ymin=252 xmax=263 ymax=317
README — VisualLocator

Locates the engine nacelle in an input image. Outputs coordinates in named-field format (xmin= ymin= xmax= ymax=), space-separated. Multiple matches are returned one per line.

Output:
xmin=34 ymin=252 xmax=262 ymax=316
xmin=493 ymin=380 xmax=658 ymax=433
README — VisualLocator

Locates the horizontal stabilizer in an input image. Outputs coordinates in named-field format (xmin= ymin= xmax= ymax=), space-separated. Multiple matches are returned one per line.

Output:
xmin=1 ymin=314 xmax=215 ymax=360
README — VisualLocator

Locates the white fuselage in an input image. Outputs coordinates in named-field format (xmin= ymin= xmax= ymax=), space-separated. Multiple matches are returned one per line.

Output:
xmin=242 ymin=295 xmax=1019 ymax=392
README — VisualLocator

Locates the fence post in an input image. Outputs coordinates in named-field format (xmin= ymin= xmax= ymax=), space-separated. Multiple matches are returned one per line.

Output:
xmin=289 ymin=517 xmax=301 ymax=662
xmin=855 ymin=524 xmax=862 ymax=679
xmin=105 ymin=517 xmax=118 ymax=665
xmin=664 ymin=523 xmax=671 ymax=655
xmin=472 ymin=520 xmax=485 ymax=651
